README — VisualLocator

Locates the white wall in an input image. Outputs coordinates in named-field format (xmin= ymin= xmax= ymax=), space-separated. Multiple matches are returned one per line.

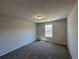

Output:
xmin=67 ymin=3 xmax=78 ymax=59
xmin=53 ymin=20 xmax=67 ymax=45
xmin=0 ymin=16 xmax=36 ymax=56
xmin=37 ymin=20 xmax=67 ymax=45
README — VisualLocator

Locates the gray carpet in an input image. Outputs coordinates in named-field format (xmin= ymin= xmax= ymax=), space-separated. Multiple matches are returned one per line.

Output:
xmin=1 ymin=41 xmax=71 ymax=59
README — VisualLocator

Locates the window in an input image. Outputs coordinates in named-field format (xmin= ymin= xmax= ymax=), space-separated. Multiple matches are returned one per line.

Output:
xmin=45 ymin=24 xmax=53 ymax=37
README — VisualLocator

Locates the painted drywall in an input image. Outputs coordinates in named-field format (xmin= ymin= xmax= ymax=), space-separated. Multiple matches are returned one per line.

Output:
xmin=37 ymin=20 xmax=67 ymax=45
xmin=52 ymin=20 xmax=67 ymax=45
xmin=0 ymin=16 xmax=36 ymax=56
xmin=67 ymin=3 xmax=78 ymax=59
xmin=36 ymin=23 xmax=45 ymax=40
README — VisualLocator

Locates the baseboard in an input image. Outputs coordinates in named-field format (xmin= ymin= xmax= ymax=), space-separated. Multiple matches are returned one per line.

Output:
xmin=0 ymin=40 xmax=35 ymax=57
xmin=40 ymin=40 xmax=67 ymax=47
xmin=67 ymin=48 xmax=72 ymax=59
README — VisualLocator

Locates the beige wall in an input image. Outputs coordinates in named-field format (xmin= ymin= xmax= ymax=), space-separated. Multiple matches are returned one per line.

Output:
xmin=36 ymin=23 xmax=45 ymax=40
xmin=36 ymin=20 xmax=67 ymax=45
xmin=0 ymin=16 xmax=36 ymax=56
xmin=67 ymin=3 xmax=78 ymax=59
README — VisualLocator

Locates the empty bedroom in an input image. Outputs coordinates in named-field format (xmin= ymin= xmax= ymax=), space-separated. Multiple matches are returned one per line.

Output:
xmin=0 ymin=0 xmax=78 ymax=59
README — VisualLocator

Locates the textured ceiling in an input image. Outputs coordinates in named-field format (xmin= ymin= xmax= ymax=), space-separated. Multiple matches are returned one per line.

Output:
xmin=0 ymin=0 xmax=77 ymax=23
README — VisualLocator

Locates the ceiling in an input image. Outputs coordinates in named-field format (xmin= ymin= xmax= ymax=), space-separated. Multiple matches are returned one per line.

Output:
xmin=0 ymin=0 xmax=77 ymax=23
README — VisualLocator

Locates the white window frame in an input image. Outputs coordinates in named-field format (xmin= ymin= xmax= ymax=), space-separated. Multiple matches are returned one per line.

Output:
xmin=45 ymin=24 xmax=53 ymax=38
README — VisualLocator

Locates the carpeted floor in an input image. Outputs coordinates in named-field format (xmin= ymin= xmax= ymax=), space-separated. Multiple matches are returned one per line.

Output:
xmin=1 ymin=41 xmax=71 ymax=59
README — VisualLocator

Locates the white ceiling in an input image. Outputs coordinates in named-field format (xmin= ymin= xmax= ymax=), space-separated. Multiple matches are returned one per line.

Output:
xmin=0 ymin=0 xmax=77 ymax=23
